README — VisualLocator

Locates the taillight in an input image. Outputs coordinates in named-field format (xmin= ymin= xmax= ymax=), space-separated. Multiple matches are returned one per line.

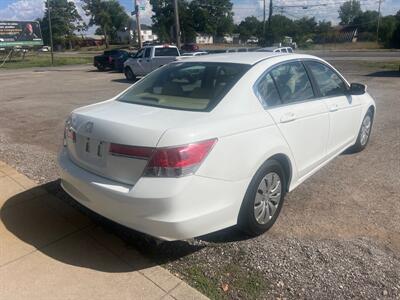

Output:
xmin=109 ymin=143 xmax=153 ymax=159
xmin=64 ymin=120 xmax=76 ymax=146
xmin=143 ymin=139 xmax=217 ymax=177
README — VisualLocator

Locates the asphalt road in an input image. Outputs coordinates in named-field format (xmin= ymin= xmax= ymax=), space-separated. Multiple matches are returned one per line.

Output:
xmin=0 ymin=57 xmax=399 ymax=298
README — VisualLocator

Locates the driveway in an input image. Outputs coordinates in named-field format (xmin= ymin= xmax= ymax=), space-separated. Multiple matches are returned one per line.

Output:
xmin=0 ymin=161 xmax=207 ymax=299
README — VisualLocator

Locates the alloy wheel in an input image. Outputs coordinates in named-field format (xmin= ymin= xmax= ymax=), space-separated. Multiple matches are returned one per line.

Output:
xmin=254 ymin=172 xmax=282 ymax=225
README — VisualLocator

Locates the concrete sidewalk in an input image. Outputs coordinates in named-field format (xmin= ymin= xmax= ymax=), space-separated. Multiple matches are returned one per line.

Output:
xmin=0 ymin=161 xmax=207 ymax=300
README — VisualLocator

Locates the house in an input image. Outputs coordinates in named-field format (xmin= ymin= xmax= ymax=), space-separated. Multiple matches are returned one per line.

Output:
xmin=78 ymin=34 xmax=105 ymax=47
xmin=116 ymin=23 xmax=158 ymax=44
xmin=195 ymin=33 xmax=213 ymax=44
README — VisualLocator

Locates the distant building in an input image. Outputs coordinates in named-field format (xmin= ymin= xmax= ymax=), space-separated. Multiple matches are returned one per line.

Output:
xmin=195 ymin=33 xmax=213 ymax=44
xmin=116 ymin=23 xmax=158 ymax=44
xmin=78 ymin=34 xmax=105 ymax=47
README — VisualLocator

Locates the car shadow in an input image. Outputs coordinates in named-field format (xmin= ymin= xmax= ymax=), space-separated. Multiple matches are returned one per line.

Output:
xmin=111 ymin=78 xmax=136 ymax=84
xmin=1 ymin=180 xmax=203 ymax=273
xmin=197 ymin=226 xmax=253 ymax=243
xmin=365 ymin=70 xmax=400 ymax=77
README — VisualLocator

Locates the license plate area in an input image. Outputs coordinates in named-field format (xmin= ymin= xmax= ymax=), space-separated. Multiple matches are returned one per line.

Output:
xmin=78 ymin=135 xmax=107 ymax=166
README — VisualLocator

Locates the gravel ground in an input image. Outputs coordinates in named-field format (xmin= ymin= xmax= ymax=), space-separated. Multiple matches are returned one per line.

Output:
xmin=0 ymin=60 xmax=399 ymax=299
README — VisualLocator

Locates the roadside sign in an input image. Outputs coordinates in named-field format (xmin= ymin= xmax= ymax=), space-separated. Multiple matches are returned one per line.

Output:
xmin=0 ymin=21 xmax=43 ymax=47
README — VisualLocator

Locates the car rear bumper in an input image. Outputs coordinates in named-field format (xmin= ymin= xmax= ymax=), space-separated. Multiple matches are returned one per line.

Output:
xmin=58 ymin=148 xmax=248 ymax=240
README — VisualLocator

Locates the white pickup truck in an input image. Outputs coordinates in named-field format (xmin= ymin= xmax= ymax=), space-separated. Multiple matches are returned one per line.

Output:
xmin=123 ymin=45 xmax=180 ymax=81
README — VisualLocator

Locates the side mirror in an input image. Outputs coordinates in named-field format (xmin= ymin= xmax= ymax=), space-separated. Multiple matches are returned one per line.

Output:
xmin=349 ymin=83 xmax=367 ymax=95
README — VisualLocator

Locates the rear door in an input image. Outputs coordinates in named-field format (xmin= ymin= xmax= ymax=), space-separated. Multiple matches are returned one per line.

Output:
xmin=305 ymin=61 xmax=362 ymax=156
xmin=256 ymin=61 xmax=330 ymax=178
xmin=142 ymin=47 xmax=153 ymax=74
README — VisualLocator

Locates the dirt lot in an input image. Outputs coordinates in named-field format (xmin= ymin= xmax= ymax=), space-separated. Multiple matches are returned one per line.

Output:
xmin=0 ymin=58 xmax=399 ymax=299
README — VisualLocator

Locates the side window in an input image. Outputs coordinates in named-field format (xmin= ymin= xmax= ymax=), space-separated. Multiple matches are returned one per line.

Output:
xmin=281 ymin=48 xmax=288 ymax=53
xmin=144 ymin=48 xmax=151 ymax=58
xmin=287 ymin=48 xmax=293 ymax=53
xmin=270 ymin=61 xmax=314 ymax=104
xmin=257 ymin=73 xmax=281 ymax=107
xmin=135 ymin=48 xmax=144 ymax=58
xmin=306 ymin=61 xmax=347 ymax=97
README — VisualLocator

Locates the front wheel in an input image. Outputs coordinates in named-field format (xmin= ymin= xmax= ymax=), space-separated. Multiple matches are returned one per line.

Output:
xmin=124 ymin=67 xmax=136 ymax=82
xmin=348 ymin=110 xmax=373 ymax=153
xmin=238 ymin=159 xmax=286 ymax=236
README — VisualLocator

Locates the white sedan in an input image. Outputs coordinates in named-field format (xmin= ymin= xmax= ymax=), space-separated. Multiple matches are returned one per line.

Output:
xmin=59 ymin=52 xmax=375 ymax=240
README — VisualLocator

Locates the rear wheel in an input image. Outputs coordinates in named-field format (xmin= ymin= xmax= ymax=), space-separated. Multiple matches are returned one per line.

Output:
xmin=238 ymin=159 xmax=286 ymax=236
xmin=348 ymin=110 xmax=373 ymax=153
xmin=124 ymin=67 xmax=136 ymax=82
xmin=96 ymin=64 xmax=105 ymax=71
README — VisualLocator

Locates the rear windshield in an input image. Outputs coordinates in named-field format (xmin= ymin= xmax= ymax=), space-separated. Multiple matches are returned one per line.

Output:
xmin=117 ymin=62 xmax=250 ymax=111
xmin=154 ymin=47 xmax=179 ymax=56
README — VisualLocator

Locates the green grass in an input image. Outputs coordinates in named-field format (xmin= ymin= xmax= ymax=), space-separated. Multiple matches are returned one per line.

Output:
xmin=180 ymin=262 xmax=269 ymax=300
xmin=186 ymin=266 xmax=224 ymax=300
xmin=0 ymin=53 xmax=93 ymax=69
xmin=357 ymin=60 xmax=400 ymax=70
xmin=308 ymin=41 xmax=384 ymax=51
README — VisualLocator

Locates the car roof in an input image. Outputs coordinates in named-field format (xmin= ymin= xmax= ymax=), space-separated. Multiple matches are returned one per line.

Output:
xmin=174 ymin=52 xmax=315 ymax=65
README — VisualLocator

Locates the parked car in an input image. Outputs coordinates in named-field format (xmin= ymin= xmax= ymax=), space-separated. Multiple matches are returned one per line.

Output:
xmin=123 ymin=45 xmax=180 ymax=81
xmin=258 ymin=46 xmax=294 ymax=53
xmin=181 ymin=51 xmax=208 ymax=56
xmin=113 ymin=51 xmax=134 ymax=72
xmin=94 ymin=49 xmax=128 ymax=71
xmin=181 ymin=43 xmax=200 ymax=52
xmin=38 ymin=46 xmax=51 ymax=52
xmin=59 ymin=52 xmax=375 ymax=241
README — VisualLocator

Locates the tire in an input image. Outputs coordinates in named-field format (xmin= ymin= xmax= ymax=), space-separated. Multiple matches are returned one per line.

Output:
xmin=96 ymin=64 xmax=105 ymax=71
xmin=238 ymin=159 xmax=286 ymax=236
xmin=124 ymin=67 xmax=136 ymax=82
xmin=348 ymin=110 xmax=373 ymax=153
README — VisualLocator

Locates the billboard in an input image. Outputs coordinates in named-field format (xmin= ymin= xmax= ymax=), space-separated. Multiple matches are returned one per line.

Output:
xmin=0 ymin=21 xmax=43 ymax=47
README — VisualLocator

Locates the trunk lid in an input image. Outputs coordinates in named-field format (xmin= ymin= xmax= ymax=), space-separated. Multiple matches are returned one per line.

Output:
xmin=66 ymin=100 xmax=206 ymax=185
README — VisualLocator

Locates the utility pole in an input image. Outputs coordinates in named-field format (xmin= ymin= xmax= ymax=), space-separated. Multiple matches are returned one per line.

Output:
xmin=134 ymin=0 xmax=142 ymax=48
xmin=47 ymin=0 xmax=54 ymax=65
xmin=376 ymin=0 xmax=382 ymax=42
xmin=263 ymin=0 xmax=266 ymax=36
xmin=173 ymin=0 xmax=181 ymax=48
xmin=268 ymin=0 xmax=273 ymax=29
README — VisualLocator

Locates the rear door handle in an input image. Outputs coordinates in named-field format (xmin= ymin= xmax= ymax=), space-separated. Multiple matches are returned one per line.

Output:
xmin=329 ymin=104 xmax=339 ymax=112
xmin=280 ymin=112 xmax=296 ymax=123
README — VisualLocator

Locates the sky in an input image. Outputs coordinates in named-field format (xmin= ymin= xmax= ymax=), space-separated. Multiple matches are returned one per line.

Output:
xmin=0 ymin=0 xmax=399 ymax=27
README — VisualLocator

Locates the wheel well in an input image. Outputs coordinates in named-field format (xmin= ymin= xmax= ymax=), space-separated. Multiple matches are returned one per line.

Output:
xmin=269 ymin=154 xmax=292 ymax=192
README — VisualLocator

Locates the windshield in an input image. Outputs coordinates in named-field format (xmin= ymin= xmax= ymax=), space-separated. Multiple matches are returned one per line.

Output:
xmin=117 ymin=62 xmax=250 ymax=111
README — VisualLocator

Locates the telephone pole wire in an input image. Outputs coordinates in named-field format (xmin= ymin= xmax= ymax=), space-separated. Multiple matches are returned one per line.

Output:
xmin=47 ymin=0 xmax=54 ymax=65
xmin=173 ymin=0 xmax=181 ymax=48
xmin=134 ymin=0 xmax=142 ymax=48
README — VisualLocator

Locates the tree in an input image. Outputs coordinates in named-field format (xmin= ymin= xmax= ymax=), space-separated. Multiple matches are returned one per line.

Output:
xmin=189 ymin=0 xmax=234 ymax=37
xmin=39 ymin=0 xmax=85 ymax=49
xmin=389 ymin=10 xmax=400 ymax=48
xmin=339 ymin=0 xmax=362 ymax=25
xmin=237 ymin=16 xmax=262 ymax=41
xmin=82 ymin=0 xmax=129 ymax=47
xmin=149 ymin=0 xmax=195 ymax=43
xmin=150 ymin=0 xmax=234 ymax=43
